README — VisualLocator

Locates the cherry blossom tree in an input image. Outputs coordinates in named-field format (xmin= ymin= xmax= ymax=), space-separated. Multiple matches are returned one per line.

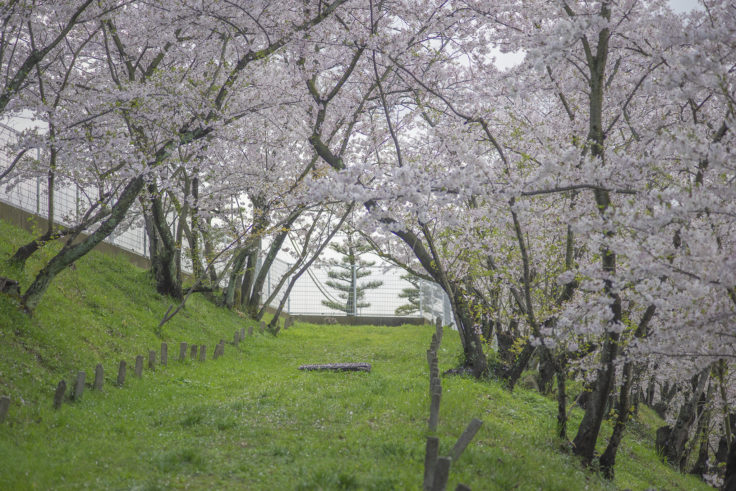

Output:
xmin=4 ymin=0 xmax=352 ymax=310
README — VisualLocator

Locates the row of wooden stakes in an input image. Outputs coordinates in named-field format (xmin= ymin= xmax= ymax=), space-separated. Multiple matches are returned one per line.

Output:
xmin=423 ymin=318 xmax=483 ymax=491
xmin=0 ymin=317 xmax=295 ymax=422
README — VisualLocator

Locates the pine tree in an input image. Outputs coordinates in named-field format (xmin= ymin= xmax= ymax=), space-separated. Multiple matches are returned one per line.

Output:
xmin=321 ymin=231 xmax=383 ymax=316
xmin=394 ymin=273 xmax=430 ymax=316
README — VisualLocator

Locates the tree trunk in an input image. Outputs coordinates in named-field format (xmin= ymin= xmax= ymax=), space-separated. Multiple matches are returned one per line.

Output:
xmin=556 ymin=356 xmax=568 ymax=440
xmin=239 ymin=247 xmax=259 ymax=308
xmin=599 ymin=305 xmax=656 ymax=477
xmin=664 ymin=367 xmax=710 ymax=469
xmin=571 ymin=1 xmax=620 ymax=467
xmin=246 ymin=210 xmax=301 ymax=318
xmin=143 ymin=208 xmax=163 ymax=283
xmin=200 ymin=217 xmax=219 ymax=286
xmin=690 ymin=383 xmax=714 ymax=477
xmin=187 ymin=176 xmax=204 ymax=281
xmin=224 ymin=248 xmax=249 ymax=309
xmin=538 ymin=349 xmax=556 ymax=394
xmin=148 ymin=187 xmax=182 ymax=299
xmin=724 ymin=436 xmax=736 ymax=491
xmin=11 ymin=229 xmax=57 ymax=266
xmin=506 ymin=341 xmax=535 ymax=391
xmin=572 ymin=332 xmax=619 ymax=465
xmin=22 ymin=176 xmax=145 ymax=310
xmin=496 ymin=320 xmax=518 ymax=365
xmin=13 ymin=148 xmax=59 ymax=267
xmin=451 ymin=287 xmax=488 ymax=378
xmin=600 ymin=360 xmax=634 ymax=479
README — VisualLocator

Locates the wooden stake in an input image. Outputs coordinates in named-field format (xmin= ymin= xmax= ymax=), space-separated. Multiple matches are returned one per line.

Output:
xmin=53 ymin=380 xmax=66 ymax=409
xmin=117 ymin=360 xmax=126 ymax=386
xmin=0 ymin=396 xmax=10 ymax=423
xmin=134 ymin=355 xmax=143 ymax=378
xmin=431 ymin=457 xmax=452 ymax=491
xmin=423 ymin=436 xmax=439 ymax=490
xmin=451 ymin=418 xmax=483 ymax=462
xmin=72 ymin=371 xmax=86 ymax=401
xmin=93 ymin=364 xmax=104 ymax=390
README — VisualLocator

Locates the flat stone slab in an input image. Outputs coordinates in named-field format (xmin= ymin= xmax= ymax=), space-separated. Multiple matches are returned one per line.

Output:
xmin=298 ymin=363 xmax=371 ymax=373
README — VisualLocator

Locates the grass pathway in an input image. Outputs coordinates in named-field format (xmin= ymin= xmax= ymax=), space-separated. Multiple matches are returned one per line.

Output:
xmin=0 ymin=322 xmax=712 ymax=490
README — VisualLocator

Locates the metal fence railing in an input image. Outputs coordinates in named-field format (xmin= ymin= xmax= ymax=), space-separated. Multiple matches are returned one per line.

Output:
xmin=1 ymin=122 xmax=453 ymax=324
xmin=0 ymin=123 xmax=148 ymax=256
xmin=258 ymin=255 xmax=451 ymax=323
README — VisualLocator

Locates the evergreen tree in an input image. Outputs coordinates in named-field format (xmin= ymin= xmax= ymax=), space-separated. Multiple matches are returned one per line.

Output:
xmin=394 ymin=273 xmax=430 ymax=316
xmin=321 ymin=231 xmax=383 ymax=315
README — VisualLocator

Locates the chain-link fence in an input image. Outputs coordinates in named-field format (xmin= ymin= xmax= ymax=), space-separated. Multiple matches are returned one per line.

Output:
xmin=0 ymin=123 xmax=148 ymax=256
xmin=1 ymin=122 xmax=453 ymax=324
xmin=258 ymin=255 xmax=452 ymax=323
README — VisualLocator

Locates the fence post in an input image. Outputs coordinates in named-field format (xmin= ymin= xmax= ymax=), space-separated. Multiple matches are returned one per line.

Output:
xmin=443 ymin=293 xmax=452 ymax=327
xmin=35 ymin=176 xmax=40 ymax=214
xmin=451 ymin=418 xmax=483 ymax=462
xmin=423 ymin=436 xmax=439 ymax=490
xmin=431 ymin=457 xmax=452 ymax=491
xmin=352 ymin=262 xmax=357 ymax=316
xmin=134 ymin=355 xmax=143 ymax=377
xmin=72 ymin=371 xmax=86 ymax=401
xmin=117 ymin=361 xmax=126 ymax=386
xmin=0 ymin=396 xmax=9 ymax=423
xmin=53 ymin=380 xmax=66 ymax=409
xmin=94 ymin=364 xmax=104 ymax=390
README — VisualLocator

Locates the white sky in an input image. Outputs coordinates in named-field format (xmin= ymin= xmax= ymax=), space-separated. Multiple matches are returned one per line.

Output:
xmin=669 ymin=0 xmax=701 ymax=13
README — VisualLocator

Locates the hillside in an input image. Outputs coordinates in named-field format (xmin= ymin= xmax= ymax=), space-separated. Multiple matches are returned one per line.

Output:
xmin=0 ymin=219 xmax=711 ymax=490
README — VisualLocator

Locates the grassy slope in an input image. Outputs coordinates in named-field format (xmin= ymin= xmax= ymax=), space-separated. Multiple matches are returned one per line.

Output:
xmin=0 ymin=219 xmax=711 ymax=490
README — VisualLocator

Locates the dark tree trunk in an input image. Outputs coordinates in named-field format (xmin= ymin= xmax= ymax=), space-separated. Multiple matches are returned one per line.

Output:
xmin=148 ymin=187 xmax=182 ymax=299
xmin=239 ymin=248 xmax=259 ymax=308
xmin=198 ymin=217 xmax=219 ymax=286
xmin=690 ymin=384 xmax=714 ymax=477
xmin=187 ymin=175 xmax=204 ymax=281
xmin=570 ymin=1 xmax=621 ymax=467
xmin=664 ymin=368 xmax=710 ymax=469
xmin=600 ymin=361 xmax=634 ymax=479
xmin=224 ymin=248 xmax=249 ymax=309
xmin=11 ymin=229 xmax=56 ymax=267
xmin=506 ymin=341 xmax=535 ymax=391
xmin=22 ymin=176 xmax=145 ymax=310
xmin=450 ymin=287 xmax=488 ymax=378
xmin=724 ymin=437 xmax=736 ymax=491
xmin=10 ymin=195 xmax=109 ymax=267
xmin=143 ymin=209 xmax=162 ymax=280
xmin=556 ymin=357 xmax=568 ymax=440
xmin=246 ymin=210 xmax=301 ymax=319
xmin=496 ymin=320 xmax=518 ymax=365
xmin=538 ymin=349 xmax=556 ymax=394
xmin=653 ymin=379 xmax=679 ymax=419
xmin=572 ymin=331 xmax=620 ymax=466
xmin=656 ymin=426 xmax=672 ymax=455
xmin=599 ymin=305 xmax=656 ymax=477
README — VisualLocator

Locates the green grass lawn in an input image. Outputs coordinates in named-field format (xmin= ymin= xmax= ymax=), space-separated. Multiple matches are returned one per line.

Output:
xmin=0 ymin=219 xmax=712 ymax=490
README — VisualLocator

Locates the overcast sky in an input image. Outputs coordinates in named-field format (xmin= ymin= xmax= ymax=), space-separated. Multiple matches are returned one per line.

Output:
xmin=669 ymin=0 xmax=701 ymax=13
